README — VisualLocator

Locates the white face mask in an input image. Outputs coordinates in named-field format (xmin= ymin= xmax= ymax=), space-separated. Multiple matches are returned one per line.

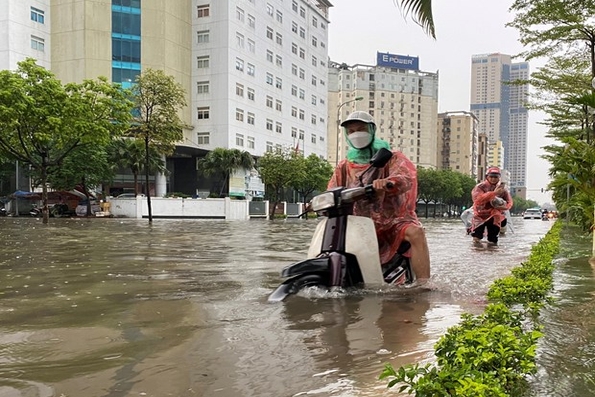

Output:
xmin=348 ymin=131 xmax=373 ymax=149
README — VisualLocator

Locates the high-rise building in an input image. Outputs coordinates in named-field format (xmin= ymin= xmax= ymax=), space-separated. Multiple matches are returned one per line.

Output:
xmin=328 ymin=52 xmax=439 ymax=168
xmin=470 ymin=53 xmax=529 ymax=197
xmin=0 ymin=0 xmax=332 ymax=197
xmin=437 ymin=111 xmax=480 ymax=179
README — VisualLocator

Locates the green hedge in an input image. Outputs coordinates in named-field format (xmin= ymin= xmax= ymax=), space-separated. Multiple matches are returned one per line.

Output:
xmin=380 ymin=221 xmax=562 ymax=396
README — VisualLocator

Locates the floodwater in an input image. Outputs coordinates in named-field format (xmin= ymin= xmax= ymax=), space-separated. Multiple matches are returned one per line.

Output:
xmin=0 ymin=215 xmax=581 ymax=397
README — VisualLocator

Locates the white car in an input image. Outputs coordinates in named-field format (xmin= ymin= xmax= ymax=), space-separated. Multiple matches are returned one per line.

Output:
xmin=523 ymin=209 xmax=542 ymax=219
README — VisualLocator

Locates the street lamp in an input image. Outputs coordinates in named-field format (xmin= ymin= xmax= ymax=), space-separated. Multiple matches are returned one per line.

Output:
xmin=335 ymin=96 xmax=364 ymax=166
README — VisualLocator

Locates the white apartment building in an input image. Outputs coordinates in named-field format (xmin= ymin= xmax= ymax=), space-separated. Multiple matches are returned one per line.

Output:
xmin=193 ymin=0 xmax=331 ymax=160
xmin=470 ymin=53 xmax=529 ymax=197
xmin=437 ymin=111 xmax=479 ymax=179
xmin=328 ymin=53 xmax=439 ymax=168
xmin=1 ymin=0 xmax=332 ymax=198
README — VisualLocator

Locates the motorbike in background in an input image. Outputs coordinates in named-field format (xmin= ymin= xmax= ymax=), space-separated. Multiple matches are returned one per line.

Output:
xmin=268 ymin=148 xmax=415 ymax=302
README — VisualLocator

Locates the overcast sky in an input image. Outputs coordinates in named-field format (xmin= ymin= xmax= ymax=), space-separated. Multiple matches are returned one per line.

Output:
xmin=327 ymin=0 xmax=554 ymax=204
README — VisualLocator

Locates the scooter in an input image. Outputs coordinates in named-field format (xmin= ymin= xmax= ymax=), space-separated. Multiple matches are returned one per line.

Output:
xmin=268 ymin=148 xmax=414 ymax=302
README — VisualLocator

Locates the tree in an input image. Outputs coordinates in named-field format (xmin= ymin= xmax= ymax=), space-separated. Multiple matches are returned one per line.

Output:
xmin=0 ymin=58 xmax=133 ymax=223
xmin=291 ymin=154 xmax=334 ymax=203
xmin=396 ymin=0 xmax=435 ymax=39
xmin=130 ymin=68 xmax=188 ymax=222
xmin=197 ymin=148 xmax=255 ymax=197
xmin=257 ymin=150 xmax=296 ymax=219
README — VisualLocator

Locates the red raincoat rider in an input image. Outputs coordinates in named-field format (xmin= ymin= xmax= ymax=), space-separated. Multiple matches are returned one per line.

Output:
xmin=327 ymin=111 xmax=430 ymax=284
xmin=470 ymin=167 xmax=513 ymax=246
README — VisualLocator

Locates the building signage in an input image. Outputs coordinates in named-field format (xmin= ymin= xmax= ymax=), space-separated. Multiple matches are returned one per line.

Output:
xmin=376 ymin=52 xmax=419 ymax=71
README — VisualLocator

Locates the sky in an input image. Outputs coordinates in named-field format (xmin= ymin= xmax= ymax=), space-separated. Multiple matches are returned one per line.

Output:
xmin=326 ymin=0 xmax=555 ymax=204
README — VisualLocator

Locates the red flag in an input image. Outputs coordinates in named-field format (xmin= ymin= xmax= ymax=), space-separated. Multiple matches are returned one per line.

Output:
xmin=294 ymin=140 xmax=300 ymax=154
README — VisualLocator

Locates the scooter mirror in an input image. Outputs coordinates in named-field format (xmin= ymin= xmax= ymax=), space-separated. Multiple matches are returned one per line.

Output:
xmin=369 ymin=147 xmax=393 ymax=168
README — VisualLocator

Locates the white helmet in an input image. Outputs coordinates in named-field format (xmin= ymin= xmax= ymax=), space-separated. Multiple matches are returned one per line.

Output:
xmin=340 ymin=111 xmax=376 ymax=130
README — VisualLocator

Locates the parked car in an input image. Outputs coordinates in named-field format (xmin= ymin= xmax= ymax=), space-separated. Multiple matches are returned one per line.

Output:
xmin=115 ymin=193 xmax=145 ymax=199
xmin=523 ymin=208 xmax=542 ymax=219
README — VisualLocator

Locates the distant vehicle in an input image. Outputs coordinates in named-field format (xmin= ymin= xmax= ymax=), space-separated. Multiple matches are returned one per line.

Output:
xmin=523 ymin=208 xmax=542 ymax=220
xmin=116 ymin=193 xmax=145 ymax=199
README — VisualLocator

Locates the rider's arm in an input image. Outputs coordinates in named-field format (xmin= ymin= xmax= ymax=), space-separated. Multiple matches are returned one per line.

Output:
xmin=380 ymin=152 xmax=415 ymax=194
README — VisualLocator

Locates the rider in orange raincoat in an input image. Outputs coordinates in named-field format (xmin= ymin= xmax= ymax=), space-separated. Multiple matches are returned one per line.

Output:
xmin=327 ymin=111 xmax=430 ymax=284
xmin=470 ymin=167 xmax=513 ymax=246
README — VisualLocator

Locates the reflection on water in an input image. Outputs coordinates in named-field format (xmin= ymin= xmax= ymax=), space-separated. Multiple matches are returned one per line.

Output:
xmin=529 ymin=226 xmax=595 ymax=397
xmin=0 ymin=217 xmax=558 ymax=396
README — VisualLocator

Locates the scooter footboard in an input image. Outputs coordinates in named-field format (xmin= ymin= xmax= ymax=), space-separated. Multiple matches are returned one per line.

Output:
xmin=280 ymin=256 xmax=330 ymax=278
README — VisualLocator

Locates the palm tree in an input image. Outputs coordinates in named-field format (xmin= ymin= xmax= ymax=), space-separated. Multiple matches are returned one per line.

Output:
xmin=197 ymin=148 xmax=255 ymax=197
xmin=108 ymin=138 xmax=168 ymax=196
xmin=396 ymin=0 xmax=435 ymax=38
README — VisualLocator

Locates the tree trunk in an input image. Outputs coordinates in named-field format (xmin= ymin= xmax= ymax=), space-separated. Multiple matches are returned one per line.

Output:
xmin=145 ymin=136 xmax=152 ymax=222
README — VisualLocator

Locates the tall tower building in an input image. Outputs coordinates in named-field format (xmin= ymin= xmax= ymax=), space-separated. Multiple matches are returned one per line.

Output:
xmin=328 ymin=52 xmax=439 ymax=168
xmin=0 ymin=0 xmax=332 ymax=198
xmin=470 ymin=53 xmax=529 ymax=197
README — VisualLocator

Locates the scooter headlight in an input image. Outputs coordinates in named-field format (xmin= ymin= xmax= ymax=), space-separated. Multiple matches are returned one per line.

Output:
xmin=311 ymin=191 xmax=335 ymax=212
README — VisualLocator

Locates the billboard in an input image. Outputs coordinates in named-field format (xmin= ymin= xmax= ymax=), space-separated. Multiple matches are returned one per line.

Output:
xmin=376 ymin=52 xmax=419 ymax=71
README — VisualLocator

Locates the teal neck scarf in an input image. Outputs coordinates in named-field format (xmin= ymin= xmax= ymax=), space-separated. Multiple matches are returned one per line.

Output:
xmin=345 ymin=125 xmax=391 ymax=164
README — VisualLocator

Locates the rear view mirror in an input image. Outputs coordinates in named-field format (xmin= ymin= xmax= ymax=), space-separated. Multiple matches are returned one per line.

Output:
xmin=369 ymin=148 xmax=392 ymax=168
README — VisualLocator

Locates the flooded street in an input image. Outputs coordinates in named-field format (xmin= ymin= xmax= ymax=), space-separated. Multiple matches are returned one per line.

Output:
xmin=0 ymin=216 xmax=566 ymax=396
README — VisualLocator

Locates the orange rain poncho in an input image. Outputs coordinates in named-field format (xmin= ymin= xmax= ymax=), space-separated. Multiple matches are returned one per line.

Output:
xmin=470 ymin=180 xmax=513 ymax=232
xmin=327 ymin=150 xmax=421 ymax=264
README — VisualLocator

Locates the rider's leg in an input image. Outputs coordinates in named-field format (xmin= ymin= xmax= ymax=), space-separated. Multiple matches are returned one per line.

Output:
xmin=486 ymin=218 xmax=500 ymax=244
xmin=404 ymin=224 xmax=430 ymax=281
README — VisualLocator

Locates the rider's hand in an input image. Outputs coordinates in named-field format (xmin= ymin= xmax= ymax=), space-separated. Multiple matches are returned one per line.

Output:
xmin=494 ymin=186 xmax=505 ymax=195
xmin=372 ymin=178 xmax=395 ymax=192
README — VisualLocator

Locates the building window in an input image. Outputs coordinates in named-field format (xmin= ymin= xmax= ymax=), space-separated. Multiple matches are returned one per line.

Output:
xmin=247 ymin=88 xmax=255 ymax=101
xmin=311 ymin=114 xmax=317 ymax=125
xmin=197 ymin=132 xmax=210 ymax=145
xmin=248 ymin=14 xmax=255 ymax=28
xmin=276 ymin=10 xmax=283 ymax=23
xmin=197 ymin=5 xmax=210 ymax=18
xmin=291 ymin=127 xmax=297 ymax=138
xmin=266 ymin=119 xmax=273 ymax=131
xmin=299 ymin=88 xmax=305 ymax=100
xmin=276 ymin=33 xmax=283 ymax=45
xmin=312 ymin=36 xmax=317 ymax=47
xmin=266 ymin=27 xmax=274 ymax=40
xmin=247 ymin=39 xmax=255 ymax=53
xmin=292 ymin=43 xmax=298 ymax=54
xmin=236 ymin=33 xmax=244 ymax=48
xmin=311 ymin=95 xmax=317 ymax=105
xmin=197 ymin=55 xmax=210 ymax=68
xmin=299 ymin=109 xmax=305 ymax=120
xmin=312 ymin=16 xmax=318 ymax=27
xmin=247 ymin=63 xmax=255 ymax=76
xmin=291 ymin=85 xmax=297 ymax=96
xmin=236 ymin=7 xmax=245 ymax=22
xmin=291 ymin=64 xmax=297 ymax=76
xmin=275 ymin=100 xmax=282 ymax=111
xmin=275 ymin=55 xmax=283 ymax=67
xmin=292 ymin=22 xmax=298 ymax=33
xmin=197 ymin=107 xmax=210 ymax=120
xmin=266 ymin=73 xmax=273 ymax=85
xmin=311 ymin=75 xmax=317 ymax=86
xmin=197 ymin=81 xmax=209 ymax=94
xmin=236 ymin=108 xmax=244 ymax=122
xmin=247 ymin=136 xmax=255 ymax=149
xmin=299 ymin=47 xmax=305 ymax=59
xmin=299 ymin=6 xmax=305 ymax=18
xmin=247 ymin=112 xmax=255 ymax=125
xmin=31 ymin=36 xmax=44 ymax=51
xmin=266 ymin=50 xmax=273 ymax=63
xmin=266 ymin=141 xmax=273 ymax=152
xmin=311 ymin=134 xmax=317 ymax=143
xmin=276 ymin=122 xmax=282 ymax=134
xmin=299 ymin=130 xmax=304 ymax=140
xmin=266 ymin=3 xmax=274 ymax=16
xmin=291 ymin=107 xmax=297 ymax=117
xmin=299 ymin=27 xmax=305 ymax=39
xmin=236 ymin=58 xmax=244 ymax=72
xmin=312 ymin=55 xmax=317 ymax=67
xmin=266 ymin=96 xmax=273 ymax=108
xmin=275 ymin=77 xmax=282 ymax=89
xmin=236 ymin=134 xmax=244 ymax=147
xmin=292 ymin=1 xmax=298 ymax=12
xmin=30 ymin=7 xmax=45 ymax=24
xmin=299 ymin=68 xmax=305 ymax=80
xmin=236 ymin=83 xmax=244 ymax=97
xmin=197 ymin=30 xmax=209 ymax=43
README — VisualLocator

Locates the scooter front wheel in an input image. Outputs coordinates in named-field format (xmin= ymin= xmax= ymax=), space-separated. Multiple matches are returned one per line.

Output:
xmin=268 ymin=273 xmax=327 ymax=302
